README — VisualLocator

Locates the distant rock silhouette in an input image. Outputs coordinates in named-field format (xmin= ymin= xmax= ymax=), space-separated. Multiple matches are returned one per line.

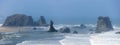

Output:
xmin=96 ymin=16 xmax=113 ymax=33
xmin=3 ymin=14 xmax=34 ymax=27
xmin=60 ymin=27 xmax=71 ymax=33
xmin=80 ymin=24 xmax=87 ymax=29
xmin=2 ymin=14 xmax=50 ymax=27
xmin=73 ymin=31 xmax=78 ymax=34
xmin=115 ymin=32 xmax=120 ymax=34
xmin=48 ymin=20 xmax=57 ymax=32
xmin=37 ymin=16 xmax=48 ymax=26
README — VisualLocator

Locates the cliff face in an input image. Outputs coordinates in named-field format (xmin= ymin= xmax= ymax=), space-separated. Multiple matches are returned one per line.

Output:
xmin=37 ymin=16 xmax=48 ymax=26
xmin=3 ymin=14 xmax=34 ymax=27
xmin=2 ymin=14 xmax=49 ymax=27
xmin=96 ymin=16 xmax=113 ymax=33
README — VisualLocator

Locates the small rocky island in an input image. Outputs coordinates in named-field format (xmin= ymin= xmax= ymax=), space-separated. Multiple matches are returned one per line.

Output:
xmin=73 ymin=31 xmax=78 ymax=34
xmin=37 ymin=16 xmax=48 ymax=26
xmin=48 ymin=20 xmax=57 ymax=32
xmin=60 ymin=27 xmax=71 ymax=33
xmin=2 ymin=14 xmax=114 ymax=33
xmin=2 ymin=14 xmax=48 ymax=27
xmin=95 ymin=16 xmax=113 ymax=33
xmin=80 ymin=24 xmax=87 ymax=29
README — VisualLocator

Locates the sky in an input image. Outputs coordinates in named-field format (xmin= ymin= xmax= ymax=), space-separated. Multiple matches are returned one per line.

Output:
xmin=0 ymin=0 xmax=120 ymax=24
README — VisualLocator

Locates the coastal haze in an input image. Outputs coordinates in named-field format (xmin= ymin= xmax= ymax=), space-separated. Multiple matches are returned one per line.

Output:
xmin=0 ymin=0 xmax=120 ymax=45
xmin=0 ymin=0 xmax=120 ymax=24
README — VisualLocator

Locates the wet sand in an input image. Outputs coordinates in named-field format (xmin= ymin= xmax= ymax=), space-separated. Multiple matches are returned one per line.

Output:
xmin=0 ymin=27 xmax=34 ymax=32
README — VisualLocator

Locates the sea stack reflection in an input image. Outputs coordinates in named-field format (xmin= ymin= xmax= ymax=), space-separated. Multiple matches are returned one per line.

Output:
xmin=2 ymin=14 xmax=48 ymax=27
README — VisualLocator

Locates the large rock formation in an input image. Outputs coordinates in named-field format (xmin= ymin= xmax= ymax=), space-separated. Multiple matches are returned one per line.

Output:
xmin=3 ymin=14 xmax=34 ymax=27
xmin=37 ymin=16 xmax=48 ymax=26
xmin=48 ymin=20 xmax=57 ymax=32
xmin=60 ymin=27 xmax=71 ymax=33
xmin=115 ymin=32 xmax=120 ymax=34
xmin=2 ymin=14 xmax=49 ymax=27
xmin=96 ymin=16 xmax=113 ymax=33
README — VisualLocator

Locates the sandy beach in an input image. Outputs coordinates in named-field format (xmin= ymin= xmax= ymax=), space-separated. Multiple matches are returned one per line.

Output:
xmin=0 ymin=27 xmax=35 ymax=32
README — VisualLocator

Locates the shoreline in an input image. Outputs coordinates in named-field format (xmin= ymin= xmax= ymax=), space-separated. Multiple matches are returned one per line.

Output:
xmin=0 ymin=27 xmax=46 ymax=33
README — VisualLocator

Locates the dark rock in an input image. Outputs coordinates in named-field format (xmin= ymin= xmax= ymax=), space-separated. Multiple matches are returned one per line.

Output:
xmin=3 ymin=14 xmax=34 ymax=27
xmin=37 ymin=16 xmax=48 ymax=26
xmin=2 ymin=14 xmax=49 ymax=27
xmin=96 ymin=16 xmax=113 ymax=33
xmin=48 ymin=20 xmax=57 ymax=32
xmin=73 ymin=31 xmax=78 ymax=34
xmin=89 ymin=29 xmax=94 ymax=31
xmin=60 ymin=27 xmax=71 ymax=33
xmin=24 ymin=16 xmax=34 ymax=26
xmin=80 ymin=24 xmax=87 ymax=29
xmin=33 ymin=27 xmax=37 ymax=30
xmin=115 ymin=32 xmax=120 ymax=34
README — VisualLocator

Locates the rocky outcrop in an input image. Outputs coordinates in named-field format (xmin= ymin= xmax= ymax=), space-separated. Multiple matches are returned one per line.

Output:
xmin=48 ymin=20 xmax=57 ymax=32
xmin=95 ymin=16 xmax=113 ymax=33
xmin=115 ymin=32 xmax=120 ymax=34
xmin=60 ymin=27 xmax=71 ymax=33
xmin=2 ymin=14 xmax=49 ymax=27
xmin=73 ymin=31 xmax=78 ymax=34
xmin=33 ymin=27 xmax=37 ymax=30
xmin=37 ymin=16 xmax=48 ymax=26
xmin=3 ymin=14 xmax=34 ymax=27
xmin=80 ymin=24 xmax=87 ymax=29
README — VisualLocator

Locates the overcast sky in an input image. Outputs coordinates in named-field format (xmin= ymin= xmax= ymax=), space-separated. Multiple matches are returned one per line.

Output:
xmin=0 ymin=0 xmax=120 ymax=24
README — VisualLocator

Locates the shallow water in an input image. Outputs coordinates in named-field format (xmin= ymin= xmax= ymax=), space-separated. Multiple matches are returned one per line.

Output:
xmin=0 ymin=24 xmax=120 ymax=45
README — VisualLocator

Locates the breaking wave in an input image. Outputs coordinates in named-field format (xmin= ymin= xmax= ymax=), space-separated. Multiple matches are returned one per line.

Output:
xmin=0 ymin=24 xmax=120 ymax=45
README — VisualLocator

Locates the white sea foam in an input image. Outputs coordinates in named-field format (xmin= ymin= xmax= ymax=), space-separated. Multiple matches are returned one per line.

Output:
xmin=90 ymin=30 xmax=120 ymax=45
xmin=0 ymin=24 xmax=120 ymax=45
xmin=0 ymin=24 xmax=2 ymax=27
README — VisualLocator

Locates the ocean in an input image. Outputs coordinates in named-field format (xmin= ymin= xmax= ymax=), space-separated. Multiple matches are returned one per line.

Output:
xmin=0 ymin=24 xmax=120 ymax=45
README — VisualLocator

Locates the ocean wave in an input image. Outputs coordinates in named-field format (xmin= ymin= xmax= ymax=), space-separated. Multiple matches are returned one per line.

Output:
xmin=90 ymin=30 xmax=120 ymax=45
xmin=0 ymin=24 xmax=120 ymax=45
xmin=0 ymin=24 xmax=2 ymax=27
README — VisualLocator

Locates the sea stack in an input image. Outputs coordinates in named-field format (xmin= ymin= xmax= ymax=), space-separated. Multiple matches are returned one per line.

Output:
xmin=95 ymin=16 xmax=113 ymax=33
xmin=48 ymin=20 xmax=57 ymax=32
xmin=73 ymin=31 xmax=78 ymax=34
xmin=3 ymin=14 xmax=34 ymax=27
xmin=60 ymin=27 xmax=71 ymax=33
xmin=37 ymin=16 xmax=48 ymax=26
